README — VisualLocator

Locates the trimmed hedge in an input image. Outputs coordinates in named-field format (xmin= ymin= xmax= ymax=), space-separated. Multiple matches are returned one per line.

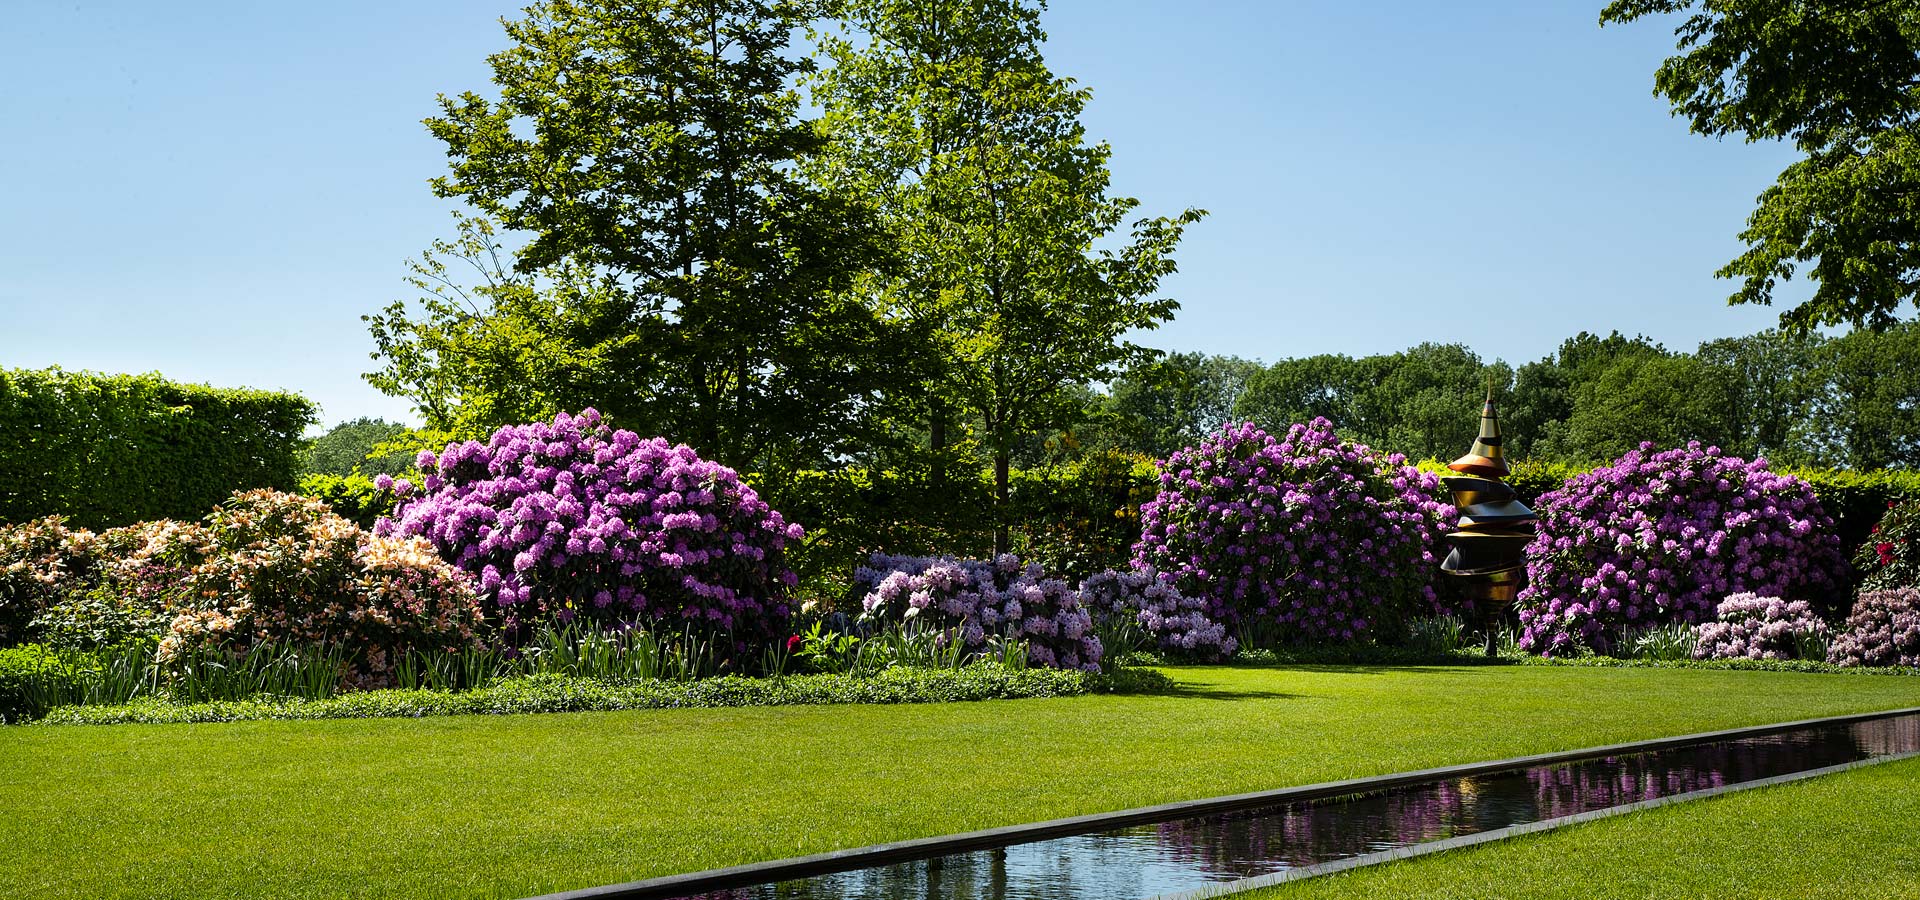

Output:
xmin=295 ymin=472 xmax=405 ymax=530
xmin=32 ymin=666 xmax=1174 ymax=726
xmin=0 ymin=368 xmax=315 ymax=529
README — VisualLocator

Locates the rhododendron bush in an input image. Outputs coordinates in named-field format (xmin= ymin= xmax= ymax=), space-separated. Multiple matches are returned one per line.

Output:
xmin=381 ymin=410 xmax=802 ymax=639
xmin=162 ymin=491 xmax=488 ymax=687
xmin=855 ymin=553 xmax=1102 ymax=671
xmin=1855 ymin=500 xmax=1920 ymax=592
xmin=1079 ymin=566 xmax=1235 ymax=659
xmin=1518 ymin=443 xmax=1845 ymax=655
xmin=0 ymin=517 xmax=198 ymax=648
xmin=1691 ymin=593 xmax=1829 ymax=661
xmin=1132 ymin=419 xmax=1455 ymax=643
xmin=1828 ymin=587 xmax=1920 ymax=668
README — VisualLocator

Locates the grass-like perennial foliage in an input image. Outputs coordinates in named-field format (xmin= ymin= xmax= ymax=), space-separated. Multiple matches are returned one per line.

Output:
xmin=1134 ymin=419 xmax=1455 ymax=643
xmin=34 ymin=665 xmax=1169 ymax=726
xmin=1518 ymin=443 xmax=1846 ymax=655
xmin=381 ymin=410 xmax=803 ymax=640
xmin=857 ymin=554 xmax=1102 ymax=671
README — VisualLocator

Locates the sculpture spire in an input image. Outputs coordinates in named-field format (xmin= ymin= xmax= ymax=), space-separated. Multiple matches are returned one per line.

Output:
xmin=1438 ymin=384 xmax=1535 ymax=655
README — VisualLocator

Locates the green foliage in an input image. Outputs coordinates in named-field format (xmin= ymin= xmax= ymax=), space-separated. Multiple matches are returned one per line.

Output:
xmin=303 ymin=418 xmax=413 ymax=477
xmin=34 ymin=665 xmax=1167 ymax=726
xmin=1856 ymin=499 xmax=1920 ymax=592
xmin=0 ymin=643 xmax=158 ymax=723
xmin=382 ymin=0 xmax=901 ymax=469
xmin=1804 ymin=322 xmax=1920 ymax=469
xmin=1236 ymin=344 xmax=1512 ymax=462
xmin=809 ymin=0 xmax=1203 ymax=553
xmin=0 ymin=367 xmax=314 ymax=529
xmin=1097 ymin=352 xmax=1260 ymax=460
xmin=1601 ymin=0 xmax=1920 ymax=330
xmin=1784 ymin=467 xmax=1920 ymax=570
xmin=294 ymin=472 xmax=403 ymax=529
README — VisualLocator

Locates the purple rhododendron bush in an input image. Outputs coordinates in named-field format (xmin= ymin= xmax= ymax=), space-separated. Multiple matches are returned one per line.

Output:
xmin=856 ymin=553 xmax=1102 ymax=671
xmin=1691 ymin=593 xmax=1829 ymax=661
xmin=1078 ymin=566 xmax=1235 ymax=659
xmin=1132 ymin=419 xmax=1455 ymax=643
xmin=161 ymin=491 xmax=489 ymax=687
xmin=1518 ymin=443 xmax=1846 ymax=655
xmin=381 ymin=410 xmax=803 ymax=641
xmin=1828 ymin=587 xmax=1920 ymax=668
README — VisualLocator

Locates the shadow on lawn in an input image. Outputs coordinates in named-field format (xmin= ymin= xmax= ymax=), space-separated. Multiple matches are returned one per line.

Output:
xmin=1155 ymin=683 xmax=1305 ymax=702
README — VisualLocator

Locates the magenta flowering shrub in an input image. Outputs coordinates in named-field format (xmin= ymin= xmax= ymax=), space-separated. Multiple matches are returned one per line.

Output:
xmin=1827 ymin=588 xmax=1920 ymax=668
xmin=163 ymin=491 xmax=490 ymax=688
xmin=380 ymin=410 xmax=803 ymax=639
xmin=1132 ymin=419 xmax=1456 ymax=643
xmin=1517 ymin=443 xmax=1845 ymax=655
xmin=856 ymin=553 xmax=1102 ymax=671
xmin=1691 ymin=593 xmax=1829 ymax=661
xmin=1079 ymin=566 xmax=1236 ymax=659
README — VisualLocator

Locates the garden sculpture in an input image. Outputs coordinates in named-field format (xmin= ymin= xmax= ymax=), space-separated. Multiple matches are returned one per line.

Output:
xmin=1440 ymin=390 xmax=1535 ymax=656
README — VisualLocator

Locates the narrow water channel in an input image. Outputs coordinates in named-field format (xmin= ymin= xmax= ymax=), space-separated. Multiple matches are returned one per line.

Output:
xmin=665 ymin=712 xmax=1920 ymax=900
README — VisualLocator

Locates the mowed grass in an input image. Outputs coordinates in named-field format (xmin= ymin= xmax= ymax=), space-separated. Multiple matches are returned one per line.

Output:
xmin=1253 ymin=753 xmax=1920 ymax=900
xmin=5 ymin=666 xmax=1920 ymax=900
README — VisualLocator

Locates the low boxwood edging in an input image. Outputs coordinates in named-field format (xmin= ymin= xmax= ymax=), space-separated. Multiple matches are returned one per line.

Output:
xmin=30 ymin=665 xmax=1175 ymax=727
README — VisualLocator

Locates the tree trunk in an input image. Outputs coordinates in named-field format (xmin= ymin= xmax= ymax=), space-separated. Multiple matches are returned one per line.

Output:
xmin=992 ymin=448 xmax=1010 ymax=557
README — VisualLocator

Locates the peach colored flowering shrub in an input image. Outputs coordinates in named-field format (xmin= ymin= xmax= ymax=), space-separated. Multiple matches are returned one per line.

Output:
xmin=0 ymin=516 xmax=100 ymax=645
xmin=162 ymin=491 xmax=489 ymax=687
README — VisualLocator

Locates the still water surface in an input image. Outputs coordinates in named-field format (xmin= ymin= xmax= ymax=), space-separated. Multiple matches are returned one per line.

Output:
xmin=673 ymin=713 xmax=1920 ymax=900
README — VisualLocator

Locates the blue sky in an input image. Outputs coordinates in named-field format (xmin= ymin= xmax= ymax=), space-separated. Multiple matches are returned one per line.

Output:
xmin=0 ymin=1 xmax=1806 ymax=428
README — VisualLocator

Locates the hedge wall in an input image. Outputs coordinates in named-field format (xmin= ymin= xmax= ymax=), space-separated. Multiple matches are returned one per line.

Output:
xmin=0 ymin=368 xmax=315 ymax=528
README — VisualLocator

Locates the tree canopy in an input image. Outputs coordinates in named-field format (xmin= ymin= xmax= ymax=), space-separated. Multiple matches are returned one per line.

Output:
xmin=1602 ymin=0 xmax=1920 ymax=330
xmin=370 ymin=0 xmax=901 ymax=470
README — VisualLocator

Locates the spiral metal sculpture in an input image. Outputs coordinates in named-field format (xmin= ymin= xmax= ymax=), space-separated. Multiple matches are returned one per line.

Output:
xmin=1439 ymin=390 xmax=1535 ymax=655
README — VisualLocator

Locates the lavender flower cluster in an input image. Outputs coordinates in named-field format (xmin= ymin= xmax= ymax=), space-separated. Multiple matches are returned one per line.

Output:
xmin=1691 ymin=593 xmax=1829 ymax=661
xmin=378 ymin=410 xmax=802 ymax=637
xmin=1079 ymin=566 xmax=1236 ymax=658
xmin=1131 ymin=419 xmax=1456 ymax=643
xmin=1517 ymin=443 xmax=1845 ymax=655
xmin=855 ymin=553 xmax=1102 ymax=671
xmin=1827 ymin=587 xmax=1920 ymax=668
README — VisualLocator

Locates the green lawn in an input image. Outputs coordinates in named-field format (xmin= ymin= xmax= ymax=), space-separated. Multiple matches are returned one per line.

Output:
xmin=5 ymin=665 xmax=1919 ymax=900
xmin=1253 ymin=753 xmax=1920 ymax=900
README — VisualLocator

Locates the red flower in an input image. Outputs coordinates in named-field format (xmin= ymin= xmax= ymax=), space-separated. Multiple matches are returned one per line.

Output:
xmin=786 ymin=634 xmax=804 ymax=653
xmin=1878 ymin=542 xmax=1897 ymax=566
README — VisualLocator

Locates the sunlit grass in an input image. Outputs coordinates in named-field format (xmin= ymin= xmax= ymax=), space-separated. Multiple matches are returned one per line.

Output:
xmin=1251 ymin=754 xmax=1920 ymax=900
xmin=5 ymin=664 xmax=1919 ymax=899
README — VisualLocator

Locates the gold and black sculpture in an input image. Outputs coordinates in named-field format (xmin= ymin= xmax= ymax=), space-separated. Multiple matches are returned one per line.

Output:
xmin=1439 ymin=390 xmax=1535 ymax=655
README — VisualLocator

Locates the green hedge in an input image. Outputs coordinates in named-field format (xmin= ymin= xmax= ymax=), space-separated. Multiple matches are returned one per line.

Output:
xmin=0 ymin=368 xmax=315 ymax=528
xmin=33 ymin=666 xmax=1174 ymax=726
xmin=295 ymin=472 xmax=403 ymax=529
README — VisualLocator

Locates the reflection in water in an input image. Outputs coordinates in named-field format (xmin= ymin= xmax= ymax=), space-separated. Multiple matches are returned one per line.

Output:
xmin=683 ymin=714 xmax=1920 ymax=900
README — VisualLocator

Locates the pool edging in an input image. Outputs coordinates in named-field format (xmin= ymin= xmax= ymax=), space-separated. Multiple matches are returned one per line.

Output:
xmin=1154 ymin=748 xmax=1920 ymax=899
xmin=524 ymin=705 xmax=1920 ymax=900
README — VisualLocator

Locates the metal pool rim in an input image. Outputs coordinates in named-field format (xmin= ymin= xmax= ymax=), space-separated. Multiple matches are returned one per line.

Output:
xmin=523 ymin=705 xmax=1920 ymax=900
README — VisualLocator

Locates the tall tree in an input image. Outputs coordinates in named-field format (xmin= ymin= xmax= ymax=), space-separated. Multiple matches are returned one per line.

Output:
xmin=1695 ymin=328 xmax=1824 ymax=464
xmin=1236 ymin=353 xmax=1367 ymax=436
xmin=1806 ymin=322 xmax=1920 ymax=469
xmin=808 ymin=0 xmax=1204 ymax=553
xmin=1602 ymin=0 xmax=1920 ymax=330
xmin=1100 ymin=352 xmax=1260 ymax=459
xmin=372 ymin=0 xmax=900 ymax=469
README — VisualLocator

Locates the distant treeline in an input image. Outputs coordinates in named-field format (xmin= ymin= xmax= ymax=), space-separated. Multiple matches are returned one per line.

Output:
xmin=1077 ymin=325 xmax=1920 ymax=469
